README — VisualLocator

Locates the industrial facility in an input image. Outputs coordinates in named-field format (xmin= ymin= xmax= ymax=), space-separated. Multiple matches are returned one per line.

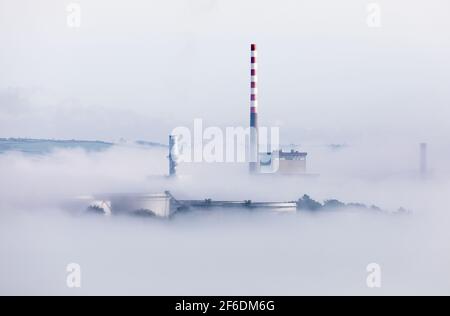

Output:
xmin=247 ymin=44 xmax=308 ymax=175
xmin=168 ymin=44 xmax=309 ymax=177
xmin=75 ymin=191 xmax=299 ymax=218
xmin=76 ymin=44 xmax=312 ymax=219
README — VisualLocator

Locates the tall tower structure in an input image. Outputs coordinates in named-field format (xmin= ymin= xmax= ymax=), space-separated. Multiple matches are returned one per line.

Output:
xmin=249 ymin=43 xmax=259 ymax=173
xmin=168 ymin=135 xmax=178 ymax=177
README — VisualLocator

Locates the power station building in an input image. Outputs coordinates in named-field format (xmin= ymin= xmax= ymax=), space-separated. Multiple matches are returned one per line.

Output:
xmin=277 ymin=150 xmax=307 ymax=174
xmin=260 ymin=150 xmax=307 ymax=174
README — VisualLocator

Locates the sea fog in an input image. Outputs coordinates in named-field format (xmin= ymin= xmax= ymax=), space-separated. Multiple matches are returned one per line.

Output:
xmin=0 ymin=142 xmax=449 ymax=295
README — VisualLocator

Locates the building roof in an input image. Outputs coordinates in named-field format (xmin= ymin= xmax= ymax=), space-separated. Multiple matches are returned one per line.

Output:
xmin=278 ymin=149 xmax=307 ymax=159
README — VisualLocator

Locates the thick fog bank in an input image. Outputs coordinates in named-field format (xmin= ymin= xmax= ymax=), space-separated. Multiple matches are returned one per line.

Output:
xmin=0 ymin=145 xmax=449 ymax=295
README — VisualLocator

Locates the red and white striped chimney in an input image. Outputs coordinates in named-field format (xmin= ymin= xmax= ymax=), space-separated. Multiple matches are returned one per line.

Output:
xmin=249 ymin=43 xmax=259 ymax=173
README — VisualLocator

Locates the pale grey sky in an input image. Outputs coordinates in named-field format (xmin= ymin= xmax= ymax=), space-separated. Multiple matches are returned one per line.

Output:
xmin=1 ymin=0 xmax=449 ymax=143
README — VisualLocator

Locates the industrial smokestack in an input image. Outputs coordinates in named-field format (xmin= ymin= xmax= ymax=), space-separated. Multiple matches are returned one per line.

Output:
xmin=249 ymin=43 xmax=259 ymax=173
xmin=420 ymin=142 xmax=427 ymax=178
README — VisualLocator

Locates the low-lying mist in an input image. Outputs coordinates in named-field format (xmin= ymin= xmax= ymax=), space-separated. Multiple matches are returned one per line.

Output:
xmin=0 ymin=143 xmax=449 ymax=295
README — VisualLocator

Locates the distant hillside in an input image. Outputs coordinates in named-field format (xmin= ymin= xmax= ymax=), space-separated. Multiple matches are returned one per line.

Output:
xmin=135 ymin=140 xmax=167 ymax=148
xmin=0 ymin=138 xmax=167 ymax=154
xmin=0 ymin=138 xmax=113 ymax=154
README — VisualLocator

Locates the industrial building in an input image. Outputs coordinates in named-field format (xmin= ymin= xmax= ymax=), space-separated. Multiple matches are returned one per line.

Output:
xmin=277 ymin=150 xmax=307 ymax=174
xmin=259 ymin=149 xmax=307 ymax=174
